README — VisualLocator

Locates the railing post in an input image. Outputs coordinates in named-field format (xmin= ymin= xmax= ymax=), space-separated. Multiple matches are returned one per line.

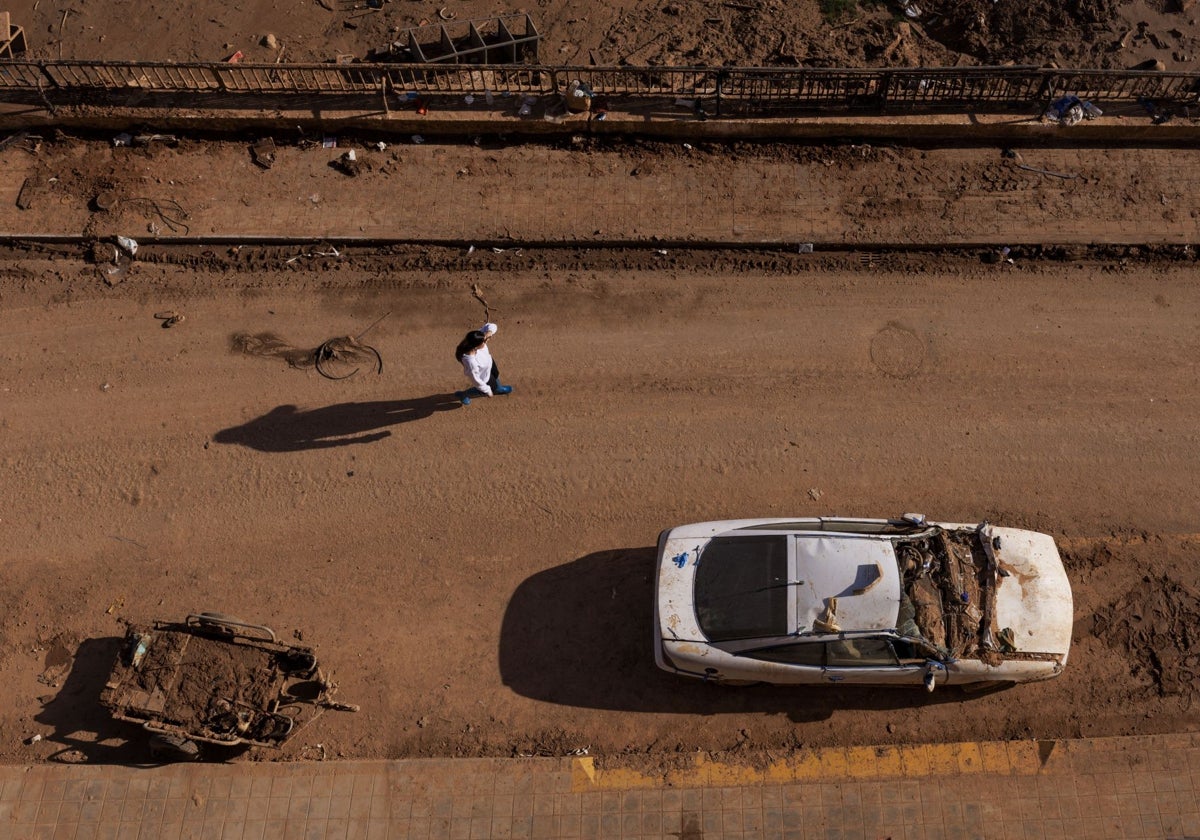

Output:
xmin=716 ymin=70 xmax=727 ymax=118
xmin=878 ymin=71 xmax=892 ymax=111
xmin=36 ymin=61 xmax=59 ymax=89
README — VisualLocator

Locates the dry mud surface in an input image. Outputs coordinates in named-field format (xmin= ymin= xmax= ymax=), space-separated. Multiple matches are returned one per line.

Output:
xmin=2 ymin=0 xmax=1200 ymax=771
xmin=6 ymin=0 xmax=1200 ymax=72
xmin=2 ymin=256 xmax=1199 ymax=766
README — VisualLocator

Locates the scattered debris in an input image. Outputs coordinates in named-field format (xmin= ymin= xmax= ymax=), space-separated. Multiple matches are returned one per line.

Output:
xmin=232 ymin=311 xmax=388 ymax=380
xmin=1138 ymin=96 xmax=1175 ymax=124
xmin=807 ymin=487 xmax=822 ymax=500
xmin=373 ymin=14 xmax=540 ymax=64
xmin=92 ymin=191 xmax=118 ymax=212
xmin=1042 ymin=94 xmax=1101 ymax=126
xmin=15 ymin=177 xmax=36 ymax=210
xmin=1003 ymin=148 xmax=1080 ymax=180
xmin=154 ymin=310 xmax=186 ymax=329
xmin=132 ymin=134 xmax=179 ymax=147
xmin=262 ymin=33 xmax=278 ymax=49
xmin=115 ymin=235 xmax=138 ymax=257
xmin=226 ymin=50 xmax=244 ymax=63
xmin=101 ymin=614 xmax=359 ymax=758
xmin=112 ymin=132 xmax=134 ymax=147
xmin=330 ymin=148 xmax=362 ymax=176
xmin=314 ymin=335 xmax=382 ymax=379
xmin=24 ymin=734 xmax=41 ymax=745
xmin=250 ymin=138 xmax=276 ymax=169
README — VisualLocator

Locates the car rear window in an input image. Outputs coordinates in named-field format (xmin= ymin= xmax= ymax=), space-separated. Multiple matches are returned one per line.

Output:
xmin=694 ymin=536 xmax=789 ymax=641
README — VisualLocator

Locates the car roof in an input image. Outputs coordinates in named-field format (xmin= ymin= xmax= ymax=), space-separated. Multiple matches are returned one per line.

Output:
xmin=690 ymin=529 xmax=903 ymax=640
xmin=792 ymin=534 xmax=901 ymax=634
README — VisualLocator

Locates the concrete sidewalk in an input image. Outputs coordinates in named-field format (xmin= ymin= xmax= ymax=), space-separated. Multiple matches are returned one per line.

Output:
xmin=4 ymin=732 xmax=1198 ymax=839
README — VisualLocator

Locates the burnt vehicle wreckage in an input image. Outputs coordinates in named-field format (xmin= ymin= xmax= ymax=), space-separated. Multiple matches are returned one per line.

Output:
xmin=101 ymin=613 xmax=358 ymax=760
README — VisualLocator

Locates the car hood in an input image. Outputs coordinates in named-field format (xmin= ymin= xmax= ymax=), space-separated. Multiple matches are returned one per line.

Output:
xmin=990 ymin=527 xmax=1073 ymax=660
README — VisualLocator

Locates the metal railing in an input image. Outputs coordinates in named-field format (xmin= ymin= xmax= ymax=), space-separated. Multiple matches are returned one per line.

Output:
xmin=1 ymin=60 xmax=1198 ymax=114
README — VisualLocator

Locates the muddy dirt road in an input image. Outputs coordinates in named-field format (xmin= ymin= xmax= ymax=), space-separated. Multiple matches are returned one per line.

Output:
xmin=2 ymin=255 xmax=1198 ymax=766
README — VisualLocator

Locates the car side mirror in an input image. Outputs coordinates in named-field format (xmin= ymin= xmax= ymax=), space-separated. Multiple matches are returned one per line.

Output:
xmin=924 ymin=660 xmax=945 ymax=692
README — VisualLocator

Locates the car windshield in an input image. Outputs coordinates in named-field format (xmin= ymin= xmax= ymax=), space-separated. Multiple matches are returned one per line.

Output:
xmin=694 ymin=536 xmax=789 ymax=641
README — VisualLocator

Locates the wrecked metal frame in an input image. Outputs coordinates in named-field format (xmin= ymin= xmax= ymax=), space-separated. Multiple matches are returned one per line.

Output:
xmin=0 ymin=62 xmax=1197 ymax=113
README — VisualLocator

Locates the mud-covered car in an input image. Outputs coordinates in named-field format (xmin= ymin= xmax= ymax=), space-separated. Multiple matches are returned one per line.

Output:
xmin=654 ymin=515 xmax=1072 ymax=690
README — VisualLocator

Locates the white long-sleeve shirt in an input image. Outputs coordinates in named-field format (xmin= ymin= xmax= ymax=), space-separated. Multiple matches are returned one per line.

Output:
xmin=462 ymin=345 xmax=493 ymax=395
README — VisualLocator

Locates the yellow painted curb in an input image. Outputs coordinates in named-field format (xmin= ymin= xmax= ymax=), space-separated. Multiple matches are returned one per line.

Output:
xmin=571 ymin=739 xmax=1051 ymax=792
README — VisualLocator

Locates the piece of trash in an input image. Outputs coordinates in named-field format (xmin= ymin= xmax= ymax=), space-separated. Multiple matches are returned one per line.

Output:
xmin=132 ymin=134 xmax=178 ymax=147
xmin=595 ymin=112 xmax=607 ymax=121
xmin=24 ymin=735 xmax=41 ymax=745
xmin=464 ymin=94 xmax=475 ymax=105
xmin=438 ymin=6 xmax=455 ymax=20
xmin=100 ymin=382 xmax=111 ymax=392
xmin=250 ymin=138 xmax=276 ymax=169
xmin=375 ymin=141 xmax=387 ymax=151
xmin=901 ymin=0 xmax=922 ymax=18
xmin=1042 ymin=94 xmax=1100 ymax=126
xmin=798 ymin=243 xmax=814 ymax=254
xmin=154 ymin=310 xmax=185 ymax=328
xmin=411 ymin=135 xmax=425 ymax=144
xmin=226 ymin=50 xmax=244 ymax=63
xmin=654 ymin=249 xmax=668 ymax=256
xmin=331 ymin=150 xmax=362 ymax=176
xmin=465 ymin=245 xmax=476 ymax=255
xmin=808 ymin=487 xmax=822 ymax=500
xmin=683 ymin=143 xmax=693 ymax=150
xmin=115 ymin=235 xmax=138 ymax=257
xmin=112 ymin=133 xmax=133 ymax=147
xmin=322 ymin=135 xmax=338 ymax=149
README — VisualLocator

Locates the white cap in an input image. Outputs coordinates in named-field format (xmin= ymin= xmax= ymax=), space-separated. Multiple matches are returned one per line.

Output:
xmin=481 ymin=323 xmax=498 ymax=337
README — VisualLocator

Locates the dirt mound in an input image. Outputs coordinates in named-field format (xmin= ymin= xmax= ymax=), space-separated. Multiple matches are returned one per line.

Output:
xmin=1093 ymin=575 xmax=1200 ymax=701
xmin=921 ymin=0 xmax=1121 ymax=66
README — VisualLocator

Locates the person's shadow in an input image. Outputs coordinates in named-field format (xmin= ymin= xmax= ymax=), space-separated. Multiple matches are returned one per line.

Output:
xmin=213 ymin=394 xmax=461 ymax=452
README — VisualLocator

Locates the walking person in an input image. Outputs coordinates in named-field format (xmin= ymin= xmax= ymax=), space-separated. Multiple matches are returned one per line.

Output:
xmin=455 ymin=322 xmax=512 ymax=405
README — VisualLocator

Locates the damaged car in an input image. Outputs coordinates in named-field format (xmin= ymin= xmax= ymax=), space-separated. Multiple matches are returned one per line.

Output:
xmin=654 ymin=515 xmax=1072 ymax=690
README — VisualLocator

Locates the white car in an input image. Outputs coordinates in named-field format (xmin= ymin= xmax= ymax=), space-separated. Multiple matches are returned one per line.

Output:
xmin=654 ymin=515 xmax=1072 ymax=690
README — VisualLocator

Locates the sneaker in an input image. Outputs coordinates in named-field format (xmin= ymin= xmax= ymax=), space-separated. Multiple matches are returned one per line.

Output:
xmin=496 ymin=385 xmax=513 ymax=395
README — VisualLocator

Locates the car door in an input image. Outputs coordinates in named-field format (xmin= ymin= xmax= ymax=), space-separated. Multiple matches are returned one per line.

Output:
xmin=821 ymin=637 xmax=931 ymax=685
xmin=740 ymin=640 xmax=827 ymax=684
